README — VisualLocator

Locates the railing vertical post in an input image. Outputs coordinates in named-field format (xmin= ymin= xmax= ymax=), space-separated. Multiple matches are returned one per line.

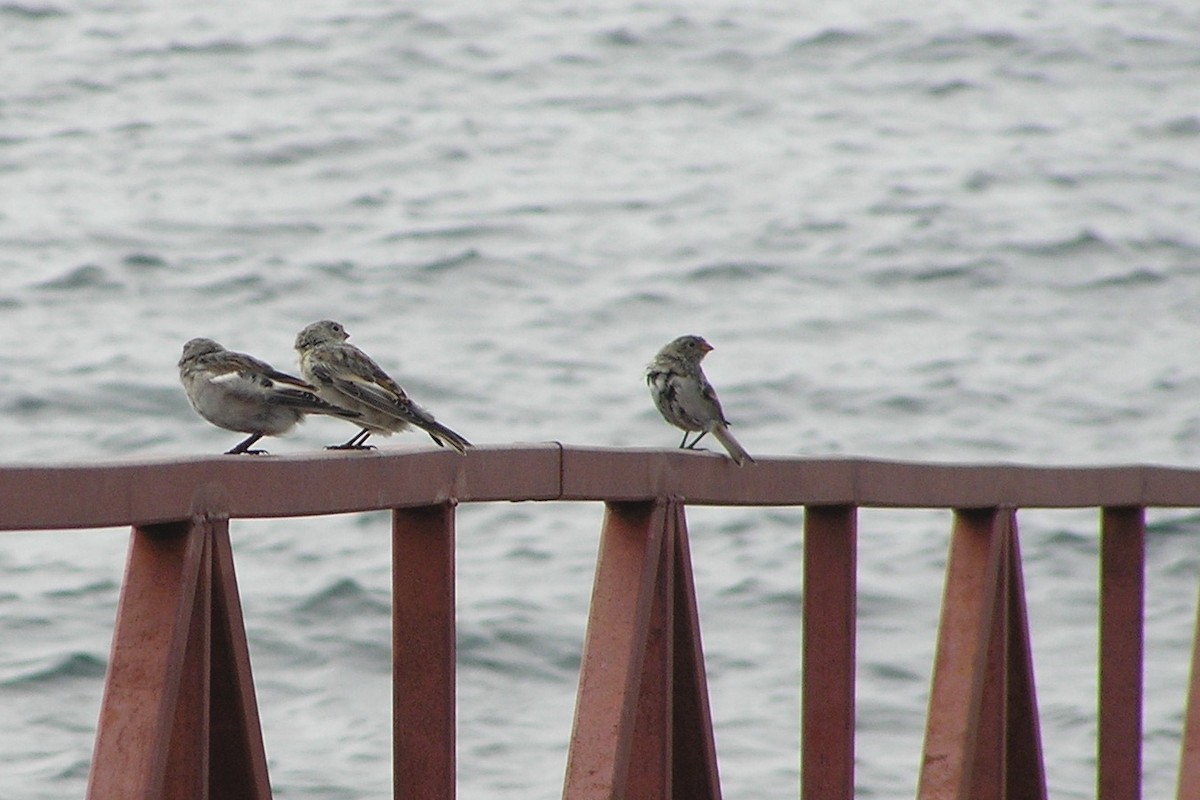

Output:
xmin=392 ymin=503 xmax=457 ymax=800
xmin=1099 ymin=506 xmax=1145 ymax=800
xmin=801 ymin=504 xmax=857 ymax=800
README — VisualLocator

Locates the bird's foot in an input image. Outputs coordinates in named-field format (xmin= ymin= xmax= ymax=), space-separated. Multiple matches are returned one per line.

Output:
xmin=227 ymin=448 xmax=269 ymax=455
xmin=325 ymin=443 xmax=376 ymax=451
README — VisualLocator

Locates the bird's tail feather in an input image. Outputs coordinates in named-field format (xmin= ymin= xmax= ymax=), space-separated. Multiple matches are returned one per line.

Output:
xmin=274 ymin=388 xmax=362 ymax=419
xmin=711 ymin=424 xmax=754 ymax=467
xmin=319 ymin=405 xmax=365 ymax=420
xmin=419 ymin=420 xmax=472 ymax=454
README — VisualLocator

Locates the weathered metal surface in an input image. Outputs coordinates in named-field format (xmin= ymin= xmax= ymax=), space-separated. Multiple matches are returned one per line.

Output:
xmin=919 ymin=509 xmax=1005 ymax=799
xmin=966 ymin=513 xmax=1048 ymax=800
xmin=667 ymin=504 xmax=722 ymax=800
xmin=87 ymin=521 xmax=206 ymax=799
xmin=208 ymin=516 xmax=273 ymax=800
xmin=162 ymin=526 xmax=211 ymax=799
xmin=554 ymin=448 xmax=1199 ymax=508
xmin=1001 ymin=522 xmax=1048 ymax=799
xmin=392 ymin=504 xmax=457 ymax=800
xmin=0 ymin=446 xmax=561 ymax=531
xmin=6 ymin=448 xmax=1200 ymax=531
xmin=87 ymin=509 xmax=273 ymax=800
xmin=563 ymin=501 xmax=665 ymax=799
xmin=32 ymin=448 xmax=1200 ymax=799
xmin=623 ymin=505 xmax=674 ymax=798
xmin=562 ymin=501 xmax=721 ymax=800
xmin=801 ymin=505 xmax=856 ymax=800
xmin=1100 ymin=507 xmax=1146 ymax=800
xmin=917 ymin=510 xmax=1047 ymax=800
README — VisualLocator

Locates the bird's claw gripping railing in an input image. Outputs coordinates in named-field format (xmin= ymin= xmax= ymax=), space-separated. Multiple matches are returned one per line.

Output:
xmin=2 ymin=445 xmax=1199 ymax=799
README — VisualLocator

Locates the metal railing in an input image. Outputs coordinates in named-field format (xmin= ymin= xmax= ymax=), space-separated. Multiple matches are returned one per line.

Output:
xmin=3 ymin=444 xmax=1199 ymax=799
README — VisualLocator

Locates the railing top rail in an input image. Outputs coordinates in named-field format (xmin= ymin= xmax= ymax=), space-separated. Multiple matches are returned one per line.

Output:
xmin=2 ymin=445 xmax=1198 ymax=531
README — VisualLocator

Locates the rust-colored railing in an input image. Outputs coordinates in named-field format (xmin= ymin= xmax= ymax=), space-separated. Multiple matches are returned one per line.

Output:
xmin=3 ymin=445 xmax=1200 ymax=799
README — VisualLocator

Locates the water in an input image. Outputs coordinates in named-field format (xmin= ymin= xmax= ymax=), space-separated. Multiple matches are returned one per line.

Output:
xmin=2 ymin=0 xmax=1200 ymax=796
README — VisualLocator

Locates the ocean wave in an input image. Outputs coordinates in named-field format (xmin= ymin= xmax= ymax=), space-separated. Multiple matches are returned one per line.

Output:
xmin=868 ymin=259 xmax=1006 ymax=287
xmin=687 ymin=260 xmax=782 ymax=281
xmin=458 ymin=621 xmax=579 ymax=680
xmin=120 ymin=252 xmax=168 ymax=270
xmin=44 ymin=579 xmax=118 ymax=599
xmin=787 ymin=27 xmax=870 ymax=53
xmin=384 ymin=224 xmax=509 ymax=243
xmin=1076 ymin=267 xmax=1168 ymax=290
xmin=890 ymin=28 xmax=1023 ymax=63
xmin=1146 ymin=511 xmax=1200 ymax=537
xmin=295 ymin=577 xmax=390 ymax=618
xmin=125 ymin=39 xmax=257 ymax=58
xmin=0 ymin=652 xmax=105 ymax=688
xmin=232 ymin=136 xmax=371 ymax=167
xmin=415 ymin=248 xmax=485 ymax=274
xmin=1144 ymin=115 xmax=1200 ymax=138
xmin=0 ymin=2 xmax=65 ymax=19
xmin=34 ymin=265 xmax=122 ymax=292
xmin=1009 ymin=228 xmax=1116 ymax=258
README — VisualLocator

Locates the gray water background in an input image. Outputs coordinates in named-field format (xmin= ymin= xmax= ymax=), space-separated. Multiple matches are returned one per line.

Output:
xmin=3 ymin=0 xmax=1200 ymax=797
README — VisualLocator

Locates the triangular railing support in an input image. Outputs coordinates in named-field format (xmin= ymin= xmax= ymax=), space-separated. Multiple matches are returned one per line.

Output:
xmin=918 ymin=508 xmax=1047 ymax=800
xmin=87 ymin=497 xmax=271 ymax=800
xmin=563 ymin=500 xmax=722 ymax=800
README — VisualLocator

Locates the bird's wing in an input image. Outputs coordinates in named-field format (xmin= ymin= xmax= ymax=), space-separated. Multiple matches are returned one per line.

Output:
xmin=310 ymin=350 xmax=437 ymax=426
xmin=659 ymin=368 xmax=727 ymax=429
xmin=308 ymin=344 xmax=466 ymax=443
xmin=266 ymin=385 xmax=360 ymax=416
xmin=208 ymin=368 xmax=357 ymax=417
xmin=695 ymin=373 xmax=731 ymax=425
xmin=342 ymin=378 xmax=439 ymax=426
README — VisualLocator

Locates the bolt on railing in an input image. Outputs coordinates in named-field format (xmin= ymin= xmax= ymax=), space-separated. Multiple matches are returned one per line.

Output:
xmin=1 ymin=445 xmax=1199 ymax=799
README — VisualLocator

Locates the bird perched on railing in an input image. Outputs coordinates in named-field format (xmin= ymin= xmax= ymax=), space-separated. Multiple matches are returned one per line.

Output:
xmin=178 ymin=337 xmax=361 ymax=455
xmin=294 ymin=319 xmax=472 ymax=452
xmin=647 ymin=334 xmax=754 ymax=466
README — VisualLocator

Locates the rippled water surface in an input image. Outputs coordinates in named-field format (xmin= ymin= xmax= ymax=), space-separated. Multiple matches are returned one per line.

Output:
xmin=3 ymin=0 xmax=1200 ymax=797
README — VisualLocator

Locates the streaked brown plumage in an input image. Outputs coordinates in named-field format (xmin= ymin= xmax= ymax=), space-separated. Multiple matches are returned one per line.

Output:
xmin=294 ymin=320 xmax=471 ymax=452
xmin=646 ymin=334 xmax=753 ymax=466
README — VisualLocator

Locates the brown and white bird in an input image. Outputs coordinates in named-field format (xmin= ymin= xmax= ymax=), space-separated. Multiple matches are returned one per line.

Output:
xmin=646 ymin=334 xmax=754 ymax=466
xmin=178 ymin=337 xmax=361 ymax=455
xmin=294 ymin=320 xmax=472 ymax=452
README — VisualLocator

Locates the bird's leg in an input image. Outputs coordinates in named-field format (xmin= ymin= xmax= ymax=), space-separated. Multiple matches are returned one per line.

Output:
xmin=226 ymin=433 xmax=267 ymax=455
xmin=678 ymin=431 xmax=691 ymax=449
xmin=326 ymin=427 xmax=376 ymax=450
xmin=683 ymin=431 xmax=709 ymax=450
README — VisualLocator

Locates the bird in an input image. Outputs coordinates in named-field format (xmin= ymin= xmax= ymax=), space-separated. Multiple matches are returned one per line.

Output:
xmin=646 ymin=334 xmax=754 ymax=466
xmin=178 ymin=337 xmax=361 ymax=455
xmin=294 ymin=319 xmax=472 ymax=453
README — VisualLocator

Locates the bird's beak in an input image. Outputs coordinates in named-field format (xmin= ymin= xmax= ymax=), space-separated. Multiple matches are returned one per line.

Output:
xmin=701 ymin=342 xmax=714 ymax=352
